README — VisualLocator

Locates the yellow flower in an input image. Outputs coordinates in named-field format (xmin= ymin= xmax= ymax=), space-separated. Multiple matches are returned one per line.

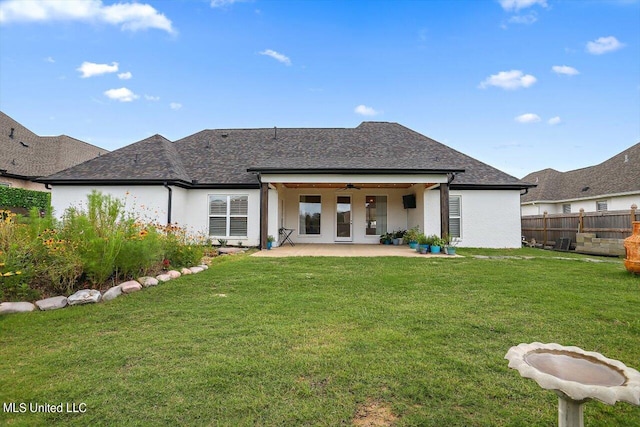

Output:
xmin=3 ymin=272 xmax=14 ymax=276
xmin=15 ymin=271 xmax=22 ymax=275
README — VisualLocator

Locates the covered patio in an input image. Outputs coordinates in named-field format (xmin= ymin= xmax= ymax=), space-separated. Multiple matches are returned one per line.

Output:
xmin=251 ymin=243 xmax=463 ymax=258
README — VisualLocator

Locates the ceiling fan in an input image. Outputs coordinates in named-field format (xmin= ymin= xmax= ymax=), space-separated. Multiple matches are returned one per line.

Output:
xmin=337 ymin=183 xmax=362 ymax=191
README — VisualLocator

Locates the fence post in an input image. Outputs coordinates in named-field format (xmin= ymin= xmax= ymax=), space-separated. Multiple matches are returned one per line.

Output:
xmin=543 ymin=211 xmax=548 ymax=247
xmin=578 ymin=208 xmax=584 ymax=233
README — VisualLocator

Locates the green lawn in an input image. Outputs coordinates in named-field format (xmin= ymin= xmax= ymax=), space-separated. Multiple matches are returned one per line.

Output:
xmin=1 ymin=249 xmax=639 ymax=426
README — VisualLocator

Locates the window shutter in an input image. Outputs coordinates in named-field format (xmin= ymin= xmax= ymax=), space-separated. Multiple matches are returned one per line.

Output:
xmin=230 ymin=196 xmax=248 ymax=215
xmin=229 ymin=217 xmax=248 ymax=236
xmin=449 ymin=197 xmax=461 ymax=216
xmin=209 ymin=197 xmax=227 ymax=216
xmin=209 ymin=217 xmax=226 ymax=236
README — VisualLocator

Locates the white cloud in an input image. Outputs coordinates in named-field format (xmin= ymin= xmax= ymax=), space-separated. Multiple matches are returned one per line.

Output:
xmin=259 ymin=49 xmax=291 ymax=66
xmin=210 ymin=0 xmax=249 ymax=7
xmin=145 ymin=94 xmax=160 ymax=101
xmin=552 ymin=65 xmax=579 ymax=76
xmin=104 ymin=87 xmax=139 ymax=102
xmin=118 ymin=71 xmax=132 ymax=80
xmin=479 ymin=70 xmax=537 ymax=90
xmin=548 ymin=116 xmax=562 ymax=125
xmin=515 ymin=113 xmax=541 ymax=123
xmin=44 ymin=56 xmax=55 ymax=63
xmin=170 ymin=102 xmax=182 ymax=110
xmin=0 ymin=0 xmax=175 ymax=34
xmin=77 ymin=61 xmax=118 ymax=78
xmin=499 ymin=0 xmax=547 ymax=11
xmin=586 ymin=36 xmax=624 ymax=55
xmin=354 ymin=105 xmax=381 ymax=116
xmin=508 ymin=13 xmax=538 ymax=24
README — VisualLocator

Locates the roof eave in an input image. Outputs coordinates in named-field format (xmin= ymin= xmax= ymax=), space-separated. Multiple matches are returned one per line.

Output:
xmin=35 ymin=178 xmax=260 ymax=190
xmin=451 ymin=183 xmax=536 ymax=190
xmin=247 ymin=167 xmax=466 ymax=175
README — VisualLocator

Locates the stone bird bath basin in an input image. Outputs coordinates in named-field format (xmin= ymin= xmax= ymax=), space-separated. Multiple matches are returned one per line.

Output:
xmin=505 ymin=342 xmax=640 ymax=427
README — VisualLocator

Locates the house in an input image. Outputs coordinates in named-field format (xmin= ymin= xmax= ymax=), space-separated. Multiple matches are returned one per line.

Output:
xmin=521 ymin=142 xmax=640 ymax=216
xmin=40 ymin=122 xmax=534 ymax=248
xmin=0 ymin=111 xmax=108 ymax=190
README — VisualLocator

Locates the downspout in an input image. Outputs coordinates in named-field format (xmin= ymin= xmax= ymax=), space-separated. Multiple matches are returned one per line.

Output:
xmin=163 ymin=182 xmax=172 ymax=224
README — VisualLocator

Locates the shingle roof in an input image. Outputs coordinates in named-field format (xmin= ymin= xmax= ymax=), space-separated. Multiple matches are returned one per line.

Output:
xmin=521 ymin=142 xmax=640 ymax=203
xmin=0 ymin=111 xmax=108 ymax=179
xmin=43 ymin=121 xmax=531 ymax=188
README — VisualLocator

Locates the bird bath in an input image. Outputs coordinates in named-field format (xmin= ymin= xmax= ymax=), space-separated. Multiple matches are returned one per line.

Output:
xmin=505 ymin=343 xmax=640 ymax=427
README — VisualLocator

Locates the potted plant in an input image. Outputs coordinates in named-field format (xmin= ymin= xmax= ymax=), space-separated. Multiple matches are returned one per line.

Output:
xmin=380 ymin=232 xmax=393 ymax=245
xmin=429 ymin=235 xmax=442 ymax=254
xmin=267 ymin=235 xmax=275 ymax=250
xmin=392 ymin=229 xmax=406 ymax=245
xmin=405 ymin=226 xmax=420 ymax=249
xmin=417 ymin=233 xmax=429 ymax=254
xmin=443 ymin=233 xmax=458 ymax=255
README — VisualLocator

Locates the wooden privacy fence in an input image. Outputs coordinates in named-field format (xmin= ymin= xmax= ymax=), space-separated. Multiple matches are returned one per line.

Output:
xmin=521 ymin=204 xmax=638 ymax=247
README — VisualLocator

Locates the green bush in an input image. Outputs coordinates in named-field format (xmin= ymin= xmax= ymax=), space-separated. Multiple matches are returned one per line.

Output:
xmin=0 ymin=192 xmax=207 ymax=300
xmin=0 ymin=187 xmax=50 ymax=212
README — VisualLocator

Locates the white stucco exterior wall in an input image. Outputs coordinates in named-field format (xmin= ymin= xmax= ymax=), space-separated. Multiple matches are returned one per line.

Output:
xmin=51 ymin=185 xmax=262 ymax=246
xmin=51 ymin=185 xmax=170 ymax=223
xmin=454 ymin=189 xmax=522 ymax=248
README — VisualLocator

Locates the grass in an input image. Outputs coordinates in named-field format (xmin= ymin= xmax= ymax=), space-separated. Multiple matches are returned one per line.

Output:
xmin=1 ymin=249 xmax=639 ymax=426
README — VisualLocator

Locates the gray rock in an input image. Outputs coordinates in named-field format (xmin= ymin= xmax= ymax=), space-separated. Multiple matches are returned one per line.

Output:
xmin=156 ymin=273 xmax=171 ymax=282
xmin=198 ymin=264 xmax=209 ymax=270
xmin=218 ymin=247 xmax=245 ymax=255
xmin=102 ymin=285 xmax=123 ymax=302
xmin=180 ymin=268 xmax=192 ymax=275
xmin=68 ymin=289 xmax=102 ymax=306
xmin=138 ymin=276 xmax=159 ymax=287
xmin=35 ymin=296 xmax=68 ymax=311
xmin=121 ymin=281 xmax=142 ymax=294
xmin=167 ymin=270 xmax=181 ymax=279
xmin=190 ymin=266 xmax=204 ymax=274
xmin=0 ymin=301 xmax=36 ymax=314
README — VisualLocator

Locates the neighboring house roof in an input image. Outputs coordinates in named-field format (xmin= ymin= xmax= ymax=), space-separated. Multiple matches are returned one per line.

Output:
xmin=0 ymin=111 xmax=108 ymax=180
xmin=521 ymin=142 xmax=640 ymax=204
xmin=42 ymin=121 xmax=532 ymax=189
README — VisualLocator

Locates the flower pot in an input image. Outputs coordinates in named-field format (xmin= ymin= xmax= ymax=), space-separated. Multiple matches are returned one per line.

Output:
xmin=393 ymin=238 xmax=400 ymax=245
xmin=420 ymin=248 xmax=428 ymax=254
xmin=418 ymin=244 xmax=429 ymax=253
xmin=409 ymin=241 xmax=418 ymax=249
xmin=430 ymin=245 xmax=441 ymax=254
xmin=624 ymin=221 xmax=640 ymax=274
xmin=384 ymin=239 xmax=392 ymax=245
xmin=445 ymin=246 xmax=456 ymax=255
xmin=267 ymin=241 xmax=273 ymax=250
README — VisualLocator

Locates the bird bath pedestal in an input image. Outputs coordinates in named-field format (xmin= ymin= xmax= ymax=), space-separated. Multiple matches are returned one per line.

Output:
xmin=505 ymin=343 xmax=640 ymax=427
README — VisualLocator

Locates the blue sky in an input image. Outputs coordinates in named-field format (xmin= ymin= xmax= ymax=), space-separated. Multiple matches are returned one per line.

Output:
xmin=0 ymin=0 xmax=638 ymax=178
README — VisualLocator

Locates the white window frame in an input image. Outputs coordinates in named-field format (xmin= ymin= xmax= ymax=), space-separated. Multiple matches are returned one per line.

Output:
xmin=299 ymin=194 xmax=322 ymax=235
xmin=208 ymin=194 xmax=248 ymax=238
xmin=449 ymin=195 xmax=462 ymax=238
xmin=365 ymin=195 xmax=388 ymax=236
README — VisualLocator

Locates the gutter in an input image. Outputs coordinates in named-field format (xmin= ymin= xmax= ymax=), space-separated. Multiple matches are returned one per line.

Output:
xmin=163 ymin=182 xmax=172 ymax=224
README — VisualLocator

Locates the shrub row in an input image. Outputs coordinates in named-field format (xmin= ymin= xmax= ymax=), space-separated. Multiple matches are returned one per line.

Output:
xmin=0 ymin=186 xmax=51 ymax=212
xmin=0 ymin=191 xmax=205 ymax=302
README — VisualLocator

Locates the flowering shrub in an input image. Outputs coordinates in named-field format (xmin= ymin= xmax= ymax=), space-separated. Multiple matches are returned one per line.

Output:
xmin=0 ymin=192 xmax=208 ymax=301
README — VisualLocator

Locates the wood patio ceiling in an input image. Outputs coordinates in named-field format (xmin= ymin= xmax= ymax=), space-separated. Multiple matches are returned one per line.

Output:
xmin=282 ymin=183 xmax=434 ymax=189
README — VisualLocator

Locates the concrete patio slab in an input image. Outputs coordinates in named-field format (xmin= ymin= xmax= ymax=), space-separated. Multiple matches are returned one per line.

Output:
xmin=252 ymin=244 xmax=463 ymax=258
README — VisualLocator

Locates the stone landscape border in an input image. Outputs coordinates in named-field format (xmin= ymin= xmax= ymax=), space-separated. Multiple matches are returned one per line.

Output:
xmin=0 ymin=265 xmax=209 ymax=315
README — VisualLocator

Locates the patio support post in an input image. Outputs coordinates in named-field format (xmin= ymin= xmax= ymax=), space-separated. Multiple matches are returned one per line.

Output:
xmin=440 ymin=182 xmax=449 ymax=238
xmin=260 ymin=182 xmax=269 ymax=250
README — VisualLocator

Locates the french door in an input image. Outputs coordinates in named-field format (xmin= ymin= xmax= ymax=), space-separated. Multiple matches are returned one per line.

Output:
xmin=335 ymin=195 xmax=352 ymax=242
